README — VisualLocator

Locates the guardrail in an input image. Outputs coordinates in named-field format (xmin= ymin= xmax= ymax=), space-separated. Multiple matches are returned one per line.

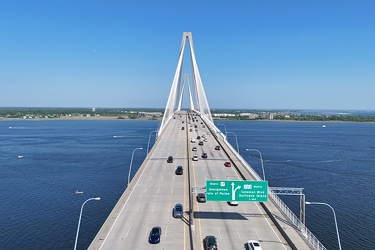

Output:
xmin=221 ymin=136 xmax=327 ymax=250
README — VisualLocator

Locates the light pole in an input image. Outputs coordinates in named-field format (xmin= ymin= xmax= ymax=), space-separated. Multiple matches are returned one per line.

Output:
xmin=74 ymin=197 xmax=101 ymax=250
xmin=147 ymin=130 xmax=157 ymax=155
xmin=128 ymin=147 xmax=143 ymax=186
xmin=216 ymin=123 xmax=227 ymax=136
xmin=305 ymin=202 xmax=342 ymax=250
xmin=227 ymin=131 xmax=239 ymax=153
xmin=245 ymin=148 xmax=266 ymax=180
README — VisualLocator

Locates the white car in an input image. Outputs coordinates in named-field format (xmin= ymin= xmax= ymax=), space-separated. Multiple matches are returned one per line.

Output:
xmin=192 ymin=155 xmax=198 ymax=161
xmin=247 ymin=240 xmax=263 ymax=250
xmin=191 ymin=138 xmax=196 ymax=143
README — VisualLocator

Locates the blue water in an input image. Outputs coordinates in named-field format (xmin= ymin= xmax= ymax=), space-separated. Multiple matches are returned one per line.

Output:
xmin=1 ymin=120 xmax=374 ymax=249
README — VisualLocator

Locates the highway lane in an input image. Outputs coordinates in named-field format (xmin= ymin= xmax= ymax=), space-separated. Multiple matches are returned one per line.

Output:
xmin=188 ymin=113 xmax=290 ymax=250
xmin=90 ymin=113 xmax=191 ymax=249
xmin=90 ymin=111 xmax=292 ymax=250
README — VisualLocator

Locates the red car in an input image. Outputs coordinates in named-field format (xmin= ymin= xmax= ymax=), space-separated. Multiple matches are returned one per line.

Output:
xmin=224 ymin=161 xmax=231 ymax=167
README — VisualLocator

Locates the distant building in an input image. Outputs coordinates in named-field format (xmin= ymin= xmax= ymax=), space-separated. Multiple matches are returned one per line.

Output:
xmin=138 ymin=112 xmax=163 ymax=118
xmin=212 ymin=113 xmax=236 ymax=117
xmin=240 ymin=113 xmax=259 ymax=119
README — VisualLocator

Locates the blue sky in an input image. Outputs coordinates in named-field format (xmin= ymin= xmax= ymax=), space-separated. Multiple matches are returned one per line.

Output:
xmin=1 ymin=1 xmax=374 ymax=110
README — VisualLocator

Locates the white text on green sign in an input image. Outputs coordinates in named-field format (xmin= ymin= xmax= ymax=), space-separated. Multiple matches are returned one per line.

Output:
xmin=205 ymin=180 xmax=268 ymax=202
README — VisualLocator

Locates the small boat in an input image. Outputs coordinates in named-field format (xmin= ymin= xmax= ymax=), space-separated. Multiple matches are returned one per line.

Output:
xmin=18 ymin=155 xmax=24 ymax=159
xmin=322 ymin=125 xmax=326 ymax=128
xmin=75 ymin=191 xmax=83 ymax=195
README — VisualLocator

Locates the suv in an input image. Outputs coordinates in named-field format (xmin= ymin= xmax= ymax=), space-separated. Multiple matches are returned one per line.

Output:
xmin=204 ymin=235 xmax=217 ymax=250
xmin=202 ymin=153 xmax=207 ymax=158
xmin=175 ymin=166 xmax=183 ymax=175
xmin=247 ymin=240 xmax=263 ymax=250
xmin=167 ymin=156 xmax=173 ymax=163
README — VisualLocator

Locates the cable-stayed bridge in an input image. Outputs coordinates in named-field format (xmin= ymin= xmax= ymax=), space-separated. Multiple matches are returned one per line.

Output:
xmin=89 ymin=32 xmax=327 ymax=250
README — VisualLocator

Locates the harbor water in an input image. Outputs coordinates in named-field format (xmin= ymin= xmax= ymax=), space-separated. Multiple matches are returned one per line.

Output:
xmin=1 ymin=120 xmax=374 ymax=249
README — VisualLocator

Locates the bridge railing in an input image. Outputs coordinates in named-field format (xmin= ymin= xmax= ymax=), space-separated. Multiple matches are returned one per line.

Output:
xmin=219 ymin=136 xmax=327 ymax=250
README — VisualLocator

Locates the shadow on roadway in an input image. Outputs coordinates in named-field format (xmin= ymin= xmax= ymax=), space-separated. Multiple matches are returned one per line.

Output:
xmin=193 ymin=211 xmax=249 ymax=220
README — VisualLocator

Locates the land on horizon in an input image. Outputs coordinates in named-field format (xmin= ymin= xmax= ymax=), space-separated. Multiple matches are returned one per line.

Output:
xmin=1 ymin=107 xmax=375 ymax=122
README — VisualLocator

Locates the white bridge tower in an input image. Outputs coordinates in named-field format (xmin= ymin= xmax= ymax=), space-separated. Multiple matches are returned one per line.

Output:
xmin=159 ymin=32 xmax=213 ymax=136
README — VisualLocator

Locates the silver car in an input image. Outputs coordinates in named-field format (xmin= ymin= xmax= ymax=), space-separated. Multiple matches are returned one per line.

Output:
xmin=172 ymin=203 xmax=183 ymax=218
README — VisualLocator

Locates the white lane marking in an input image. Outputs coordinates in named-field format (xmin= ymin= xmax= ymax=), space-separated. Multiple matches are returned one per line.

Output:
xmin=255 ymin=230 xmax=260 ymax=240
xmin=254 ymin=203 xmax=288 ymax=249
xmin=144 ymin=188 xmax=147 ymax=193
xmin=149 ymin=176 xmax=152 ymax=180
xmin=171 ymin=187 xmax=173 ymax=194
xmin=136 ymin=205 xmax=140 ymax=212
xmin=236 ymin=228 xmax=241 ymax=239
xmin=157 ymin=187 xmax=160 ymax=193
xmin=242 ymin=206 xmax=247 ymax=213
xmin=218 ymin=228 xmax=222 ymax=238
xmin=126 ymin=227 xmax=131 ymax=238
xmin=162 ymin=175 xmax=164 ymax=180
xmin=145 ymin=227 xmax=149 ymax=238
xmin=165 ymin=226 xmax=168 ymax=238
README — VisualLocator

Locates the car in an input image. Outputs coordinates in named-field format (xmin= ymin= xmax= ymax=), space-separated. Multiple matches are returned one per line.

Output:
xmin=192 ymin=147 xmax=197 ymax=151
xmin=192 ymin=155 xmax=198 ymax=161
xmin=175 ymin=166 xmax=183 ymax=175
xmin=227 ymin=201 xmax=238 ymax=206
xmin=191 ymin=138 xmax=196 ymax=143
xmin=247 ymin=240 xmax=263 ymax=250
xmin=181 ymin=127 xmax=184 ymax=130
xmin=224 ymin=161 xmax=231 ymax=167
xmin=148 ymin=226 xmax=162 ymax=244
xmin=197 ymin=136 xmax=201 ymax=139
xmin=203 ymin=235 xmax=217 ymax=250
xmin=197 ymin=193 xmax=206 ymax=203
xmin=190 ymin=129 xmax=193 ymax=132
xmin=215 ymin=146 xmax=220 ymax=150
xmin=202 ymin=153 xmax=207 ymax=158
xmin=172 ymin=203 xmax=183 ymax=218
xmin=198 ymin=141 xmax=203 ymax=146
xmin=167 ymin=156 xmax=173 ymax=163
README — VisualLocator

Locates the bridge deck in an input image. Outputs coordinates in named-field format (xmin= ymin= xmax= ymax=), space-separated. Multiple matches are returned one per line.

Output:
xmin=89 ymin=111 xmax=311 ymax=250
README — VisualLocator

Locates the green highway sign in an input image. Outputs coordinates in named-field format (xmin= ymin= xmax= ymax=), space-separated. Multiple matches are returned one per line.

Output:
xmin=206 ymin=180 xmax=268 ymax=202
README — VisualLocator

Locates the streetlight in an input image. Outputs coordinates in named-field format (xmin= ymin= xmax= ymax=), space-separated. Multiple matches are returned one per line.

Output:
xmin=305 ymin=202 xmax=342 ymax=250
xmin=216 ymin=123 xmax=227 ymax=136
xmin=74 ymin=197 xmax=101 ymax=250
xmin=147 ymin=130 xmax=157 ymax=155
xmin=128 ymin=147 xmax=143 ymax=186
xmin=245 ymin=148 xmax=265 ymax=180
xmin=227 ymin=131 xmax=239 ymax=153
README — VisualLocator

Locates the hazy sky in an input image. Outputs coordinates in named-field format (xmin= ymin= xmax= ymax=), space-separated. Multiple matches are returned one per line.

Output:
xmin=1 ymin=1 xmax=374 ymax=110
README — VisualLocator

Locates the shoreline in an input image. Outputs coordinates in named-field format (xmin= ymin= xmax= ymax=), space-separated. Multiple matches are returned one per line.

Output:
xmin=1 ymin=116 xmax=375 ymax=124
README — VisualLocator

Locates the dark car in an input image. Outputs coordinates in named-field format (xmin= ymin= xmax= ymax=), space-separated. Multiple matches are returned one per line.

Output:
xmin=198 ymin=141 xmax=204 ymax=146
xmin=175 ymin=166 xmax=183 ymax=175
xmin=202 ymin=153 xmax=207 ymax=158
xmin=172 ymin=203 xmax=183 ymax=218
xmin=215 ymin=146 xmax=220 ymax=150
xmin=197 ymin=193 xmax=206 ymax=203
xmin=204 ymin=235 xmax=217 ymax=250
xmin=167 ymin=156 xmax=173 ymax=163
xmin=148 ymin=226 xmax=162 ymax=244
